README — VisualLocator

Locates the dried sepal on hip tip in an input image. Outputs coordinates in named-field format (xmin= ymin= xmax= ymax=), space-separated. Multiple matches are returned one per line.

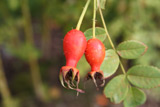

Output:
xmin=71 ymin=69 xmax=78 ymax=87
xmin=66 ymin=79 xmax=85 ymax=94
xmin=90 ymin=72 xmax=98 ymax=88
xmin=59 ymin=66 xmax=85 ymax=94
xmin=59 ymin=72 xmax=67 ymax=88
xmin=100 ymin=79 xmax=105 ymax=87
xmin=85 ymin=71 xmax=105 ymax=88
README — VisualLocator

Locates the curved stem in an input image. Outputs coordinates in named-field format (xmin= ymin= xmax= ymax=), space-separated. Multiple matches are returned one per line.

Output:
xmin=76 ymin=0 xmax=91 ymax=30
xmin=92 ymin=0 xmax=96 ymax=38
xmin=21 ymin=0 xmax=46 ymax=100
xmin=0 ymin=54 xmax=14 ymax=107
xmin=119 ymin=61 xmax=126 ymax=74
xmin=97 ymin=0 xmax=126 ymax=74
xmin=97 ymin=2 xmax=115 ymax=50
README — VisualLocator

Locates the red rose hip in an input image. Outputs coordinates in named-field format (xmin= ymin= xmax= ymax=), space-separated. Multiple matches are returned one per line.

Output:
xmin=59 ymin=29 xmax=87 ymax=93
xmin=85 ymin=38 xmax=105 ymax=87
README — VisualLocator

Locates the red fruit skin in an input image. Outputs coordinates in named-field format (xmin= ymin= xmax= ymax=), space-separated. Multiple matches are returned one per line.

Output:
xmin=85 ymin=38 xmax=105 ymax=87
xmin=59 ymin=29 xmax=87 ymax=93
xmin=85 ymin=38 xmax=105 ymax=71
xmin=63 ymin=29 xmax=87 ymax=67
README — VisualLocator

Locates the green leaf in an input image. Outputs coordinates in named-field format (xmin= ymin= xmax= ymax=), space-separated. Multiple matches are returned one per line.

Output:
xmin=117 ymin=40 xmax=148 ymax=59
xmin=127 ymin=65 xmax=160 ymax=88
xmin=101 ymin=49 xmax=119 ymax=78
xmin=124 ymin=87 xmax=146 ymax=107
xmin=77 ymin=55 xmax=90 ymax=77
xmin=84 ymin=27 xmax=106 ymax=42
xmin=104 ymin=75 xmax=128 ymax=103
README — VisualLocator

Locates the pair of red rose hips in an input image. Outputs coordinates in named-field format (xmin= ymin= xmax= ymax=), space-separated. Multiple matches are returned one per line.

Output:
xmin=59 ymin=29 xmax=105 ymax=93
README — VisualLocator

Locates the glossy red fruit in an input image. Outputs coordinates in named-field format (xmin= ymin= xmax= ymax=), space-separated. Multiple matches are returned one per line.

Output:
xmin=85 ymin=38 xmax=105 ymax=87
xmin=59 ymin=29 xmax=87 ymax=93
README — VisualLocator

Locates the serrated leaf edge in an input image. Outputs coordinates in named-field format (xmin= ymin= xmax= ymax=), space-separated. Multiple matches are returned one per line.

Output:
xmin=117 ymin=40 xmax=148 ymax=57
xmin=103 ymin=75 xmax=129 ymax=104
xmin=84 ymin=27 xmax=107 ymax=42
xmin=127 ymin=65 xmax=160 ymax=73
xmin=103 ymin=49 xmax=120 ymax=79
xmin=127 ymin=65 xmax=160 ymax=88
xmin=124 ymin=87 xmax=146 ymax=107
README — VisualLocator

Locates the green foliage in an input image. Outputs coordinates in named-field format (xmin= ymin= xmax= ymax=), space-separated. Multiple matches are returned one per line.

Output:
xmin=127 ymin=65 xmax=160 ymax=88
xmin=124 ymin=87 xmax=146 ymax=107
xmin=77 ymin=55 xmax=90 ymax=77
xmin=104 ymin=75 xmax=128 ymax=103
xmin=2 ymin=98 xmax=20 ymax=107
xmin=7 ymin=0 xmax=19 ymax=11
xmin=117 ymin=40 xmax=148 ymax=59
xmin=101 ymin=49 xmax=119 ymax=78
xmin=84 ymin=27 xmax=106 ymax=42
xmin=0 ymin=0 xmax=160 ymax=106
xmin=7 ymin=43 xmax=41 ymax=60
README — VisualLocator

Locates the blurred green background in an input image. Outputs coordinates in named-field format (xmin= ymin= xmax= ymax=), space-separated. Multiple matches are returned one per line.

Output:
xmin=0 ymin=0 xmax=160 ymax=107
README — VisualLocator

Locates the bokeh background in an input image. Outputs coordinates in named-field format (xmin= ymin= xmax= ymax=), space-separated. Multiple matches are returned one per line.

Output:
xmin=0 ymin=0 xmax=160 ymax=107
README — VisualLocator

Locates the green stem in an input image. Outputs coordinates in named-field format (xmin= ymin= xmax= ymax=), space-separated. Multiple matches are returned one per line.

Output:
xmin=93 ymin=0 xmax=96 ymax=38
xmin=42 ymin=0 xmax=51 ymax=58
xmin=97 ymin=0 xmax=126 ymax=74
xmin=21 ymin=0 xmax=46 ymax=100
xmin=98 ymin=5 xmax=115 ymax=49
xmin=0 ymin=54 xmax=14 ymax=107
xmin=119 ymin=61 xmax=126 ymax=74
xmin=76 ymin=0 xmax=91 ymax=30
xmin=0 ymin=2 xmax=19 ymax=107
